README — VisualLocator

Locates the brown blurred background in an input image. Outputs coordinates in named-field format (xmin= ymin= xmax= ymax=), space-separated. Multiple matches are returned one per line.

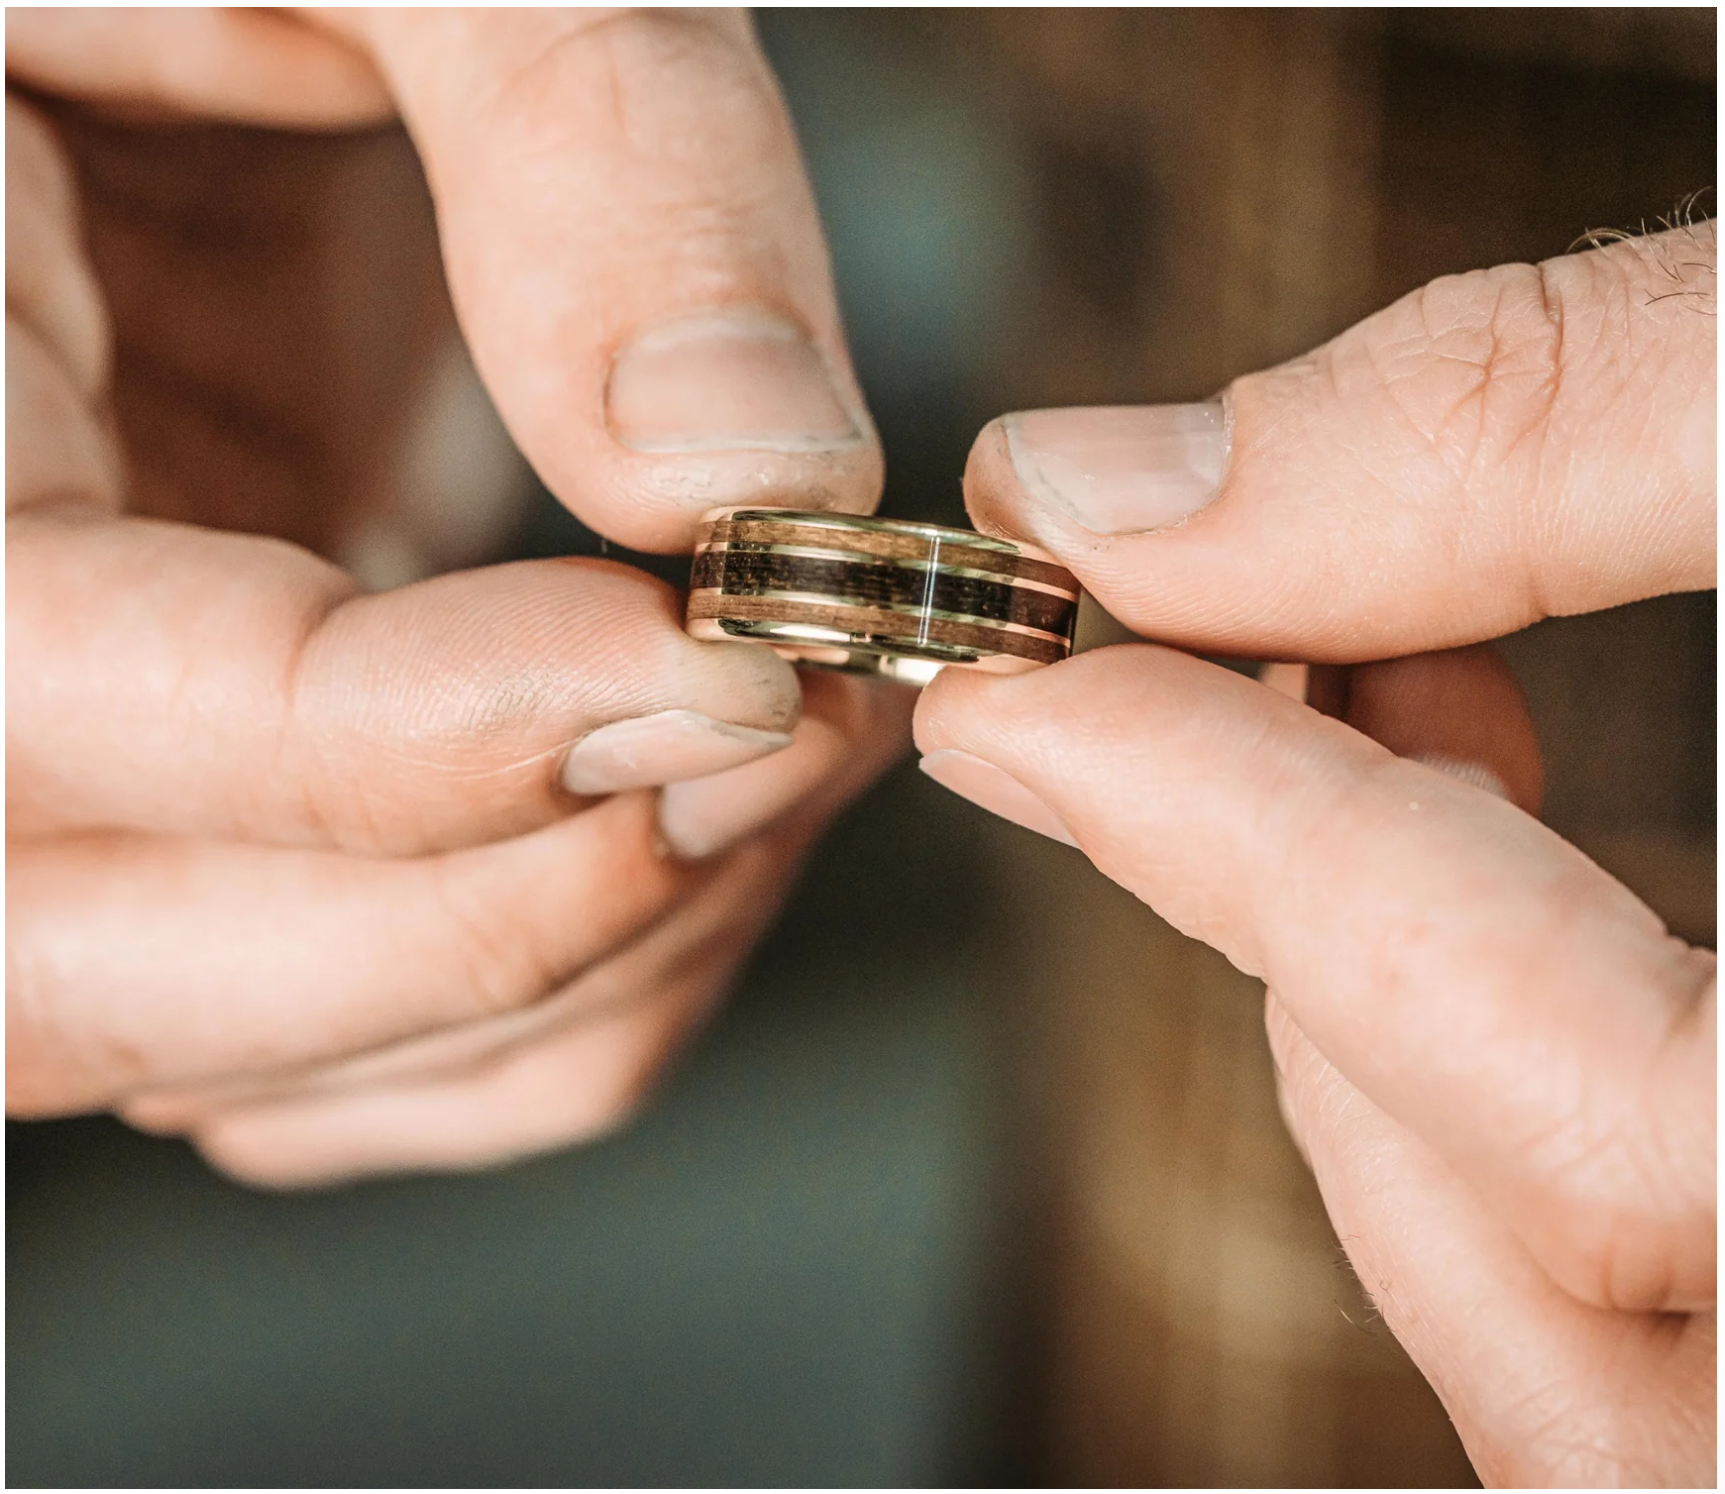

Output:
xmin=875 ymin=9 xmax=1716 ymax=1487
xmin=10 ymin=8 xmax=1714 ymax=1487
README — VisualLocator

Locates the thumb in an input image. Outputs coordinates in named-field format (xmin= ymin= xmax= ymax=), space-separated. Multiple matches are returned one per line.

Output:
xmin=338 ymin=8 xmax=881 ymax=553
xmin=965 ymin=223 xmax=1715 ymax=660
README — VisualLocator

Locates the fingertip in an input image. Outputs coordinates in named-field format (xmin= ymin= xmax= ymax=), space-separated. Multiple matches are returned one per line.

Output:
xmin=657 ymin=689 xmax=846 ymax=860
xmin=580 ymin=379 xmax=885 ymax=553
xmin=668 ymin=629 xmax=805 ymax=734
xmin=188 ymin=985 xmax=702 ymax=1186
xmin=911 ymin=653 xmax=1005 ymax=754
xmin=959 ymin=415 xmax=1017 ymax=534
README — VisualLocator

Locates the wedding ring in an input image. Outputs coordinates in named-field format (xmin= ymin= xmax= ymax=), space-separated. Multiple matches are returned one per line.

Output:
xmin=685 ymin=507 xmax=1081 ymax=685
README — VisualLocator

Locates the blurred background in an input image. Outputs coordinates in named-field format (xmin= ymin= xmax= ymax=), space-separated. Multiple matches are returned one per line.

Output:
xmin=8 ymin=8 xmax=1715 ymax=1487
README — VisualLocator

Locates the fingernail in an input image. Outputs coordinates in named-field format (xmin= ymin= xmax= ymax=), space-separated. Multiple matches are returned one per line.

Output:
xmin=607 ymin=310 xmax=861 ymax=453
xmin=658 ymin=718 xmax=840 ymax=859
xmin=1004 ymin=401 xmax=1228 ymax=535
xmin=561 ymin=710 xmax=792 ymax=795
xmin=918 ymin=749 xmax=1079 ymax=847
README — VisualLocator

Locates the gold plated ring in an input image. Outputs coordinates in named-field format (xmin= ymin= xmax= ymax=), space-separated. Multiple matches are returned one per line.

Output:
xmin=685 ymin=507 xmax=1081 ymax=685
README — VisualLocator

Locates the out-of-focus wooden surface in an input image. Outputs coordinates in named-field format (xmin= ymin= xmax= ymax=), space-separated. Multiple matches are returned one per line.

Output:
xmin=926 ymin=9 xmax=1714 ymax=1487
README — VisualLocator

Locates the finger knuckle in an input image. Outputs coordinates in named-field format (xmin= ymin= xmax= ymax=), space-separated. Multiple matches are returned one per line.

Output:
xmin=420 ymin=811 xmax=674 ymax=1025
xmin=1491 ymin=1388 xmax=1651 ymax=1487
xmin=1513 ymin=1041 xmax=1713 ymax=1312
xmin=4 ymin=919 xmax=125 ymax=1116
xmin=428 ymin=869 xmax=565 ymax=1021
xmin=1372 ymin=264 xmax=1566 ymax=486
xmin=485 ymin=9 xmax=781 ymax=176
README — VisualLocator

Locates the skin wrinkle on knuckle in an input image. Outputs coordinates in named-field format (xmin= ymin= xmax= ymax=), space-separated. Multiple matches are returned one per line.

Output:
xmin=1473 ymin=981 xmax=1707 ymax=1312
xmin=461 ymin=8 xmax=771 ymax=170
xmin=267 ymin=568 xmax=368 ymax=848
xmin=2 ymin=937 xmax=69 ymax=1113
xmin=1597 ymin=971 xmax=1716 ymax=1307
xmin=1506 ymin=939 xmax=1713 ymax=1287
xmin=1216 ymin=354 xmax=1440 ymax=654
xmin=421 ymin=855 xmax=576 ymax=1023
xmin=182 ymin=835 xmax=781 ymax=1150
xmin=1511 ymin=237 xmax=1704 ymax=613
xmin=1326 ymin=267 xmax=1568 ymax=628
xmin=1387 ymin=266 xmax=1561 ymax=480
xmin=1498 ymin=1351 xmax=1704 ymax=1492
xmin=1514 ymin=1107 xmax=1682 ymax=1312
xmin=576 ymin=11 xmax=777 ymax=168
xmin=1646 ymin=957 xmax=1716 ymax=1193
xmin=1656 ymin=951 xmax=1717 ymax=1138
xmin=6 ymin=912 xmax=152 ymax=1115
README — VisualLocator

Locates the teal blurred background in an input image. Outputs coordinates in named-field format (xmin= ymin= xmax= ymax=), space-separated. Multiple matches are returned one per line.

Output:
xmin=9 ymin=12 xmax=1049 ymax=1485
xmin=9 ymin=771 xmax=1030 ymax=1484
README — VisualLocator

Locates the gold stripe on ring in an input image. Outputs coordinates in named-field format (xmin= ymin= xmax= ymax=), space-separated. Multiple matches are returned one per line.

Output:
xmin=700 ymin=517 xmax=1074 ymax=590
xmin=694 ymin=540 xmax=1082 ymax=601
xmin=686 ymin=594 xmax=1071 ymax=665
xmin=686 ymin=587 xmax=1075 ymax=646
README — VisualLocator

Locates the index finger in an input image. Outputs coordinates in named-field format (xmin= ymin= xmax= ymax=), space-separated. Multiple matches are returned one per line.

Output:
xmin=915 ymin=645 xmax=1715 ymax=1314
xmin=963 ymin=226 xmax=1715 ymax=660
xmin=6 ymin=508 xmax=804 ymax=856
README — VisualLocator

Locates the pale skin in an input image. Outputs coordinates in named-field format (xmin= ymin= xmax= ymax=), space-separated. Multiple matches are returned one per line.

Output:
xmin=6 ymin=8 xmax=910 ymax=1184
xmin=918 ymin=225 xmax=1716 ymax=1483
xmin=5 ymin=9 xmax=1713 ymax=1485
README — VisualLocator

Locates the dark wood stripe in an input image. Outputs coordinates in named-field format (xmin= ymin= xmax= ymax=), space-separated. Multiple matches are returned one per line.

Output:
xmin=686 ymin=594 xmax=1070 ymax=666
xmin=690 ymin=550 xmax=1077 ymax=636
xmin=703 ymin=518 xmax=1076 ymax=591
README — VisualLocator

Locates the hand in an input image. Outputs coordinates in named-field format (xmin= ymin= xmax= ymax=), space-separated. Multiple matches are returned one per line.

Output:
xmin=6 ymin=10 xmax=908 ymax=1185
xmin=916 ymin=227 xmax=1715 ymax=1483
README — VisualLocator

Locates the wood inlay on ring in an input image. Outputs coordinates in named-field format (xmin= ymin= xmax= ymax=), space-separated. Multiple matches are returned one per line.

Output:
xmin=690 ymin=550 xmax=1077 ymax=635
xmin=702 ymin=518 xmax=1077 ymax=592
xmin=686 ymin=593 xmax=1070 ymax=665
